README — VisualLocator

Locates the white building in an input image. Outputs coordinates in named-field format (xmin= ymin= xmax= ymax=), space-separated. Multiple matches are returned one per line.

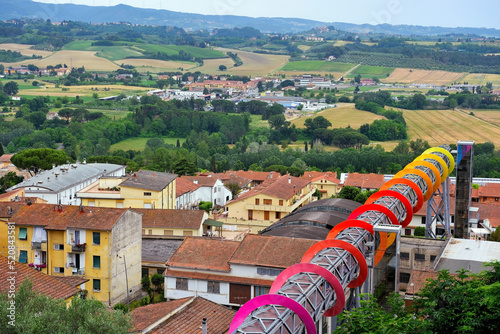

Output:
xmin=164 ymin=235 xmax=316 ymax=307
xmin=178 ymin=176 xmax=232 ymax=208
xmin=9 ymin=163 xmax=125 ymax=205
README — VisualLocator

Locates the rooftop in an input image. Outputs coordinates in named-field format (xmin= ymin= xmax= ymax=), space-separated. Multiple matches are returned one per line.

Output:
xmin=167 ymin=237 xmax=240 ymax=272
xmin=9 ymin=163 xmax=125 ymax=193
xmin=11 ymin=203 xmax=131 ymax=231
xmin=131 ymin=297 xmax=191 ymax=333
xmin=0 ymin=256 xmax=79 ymax=300
xmin=229 ymin=234 xmax=317 ymax=269
xmin=175 ymin=177 xmax=201 ymax=197
xmin=406 ymin=270 xmax=439 ymax=296
xmin=142 ymin=239 xmax=183 ymax=264
xmin=343 ymin=172 xmax=385 ymax=189
xmin=120 ymin=170 xmax=176 ymax=192
xmin=132 ymin=208 xmax=206 ymax=229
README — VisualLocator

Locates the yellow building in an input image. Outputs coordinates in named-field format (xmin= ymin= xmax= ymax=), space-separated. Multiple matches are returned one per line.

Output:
xmin=7 ymin=203 xmax=142 ymax=306
xmin=225 ymin=174 xmax=315 ymax=223
xmin=133 ymin=208 xmax=208 ymax=237
xmin=301 ymin=171 xmax=341 ymax=199
xmin=77 ymin=170 xmax=176 ymax=209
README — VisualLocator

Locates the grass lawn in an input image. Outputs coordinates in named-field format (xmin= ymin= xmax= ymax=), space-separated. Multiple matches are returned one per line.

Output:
xmin=110 ymin=137 xmax=185 ymax=151
xmin=280 ymin=61 xmax=355 ymax=72
xmin=248 ymin=114 xmax=270 ymax=130
xmin=340 ymin=86 xmax=379 ymax=92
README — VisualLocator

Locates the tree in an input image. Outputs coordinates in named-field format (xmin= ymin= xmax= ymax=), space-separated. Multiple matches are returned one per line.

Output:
xmin=226 ymin=182 xmax=241 ymax=198
xmin=0 ymin=279 xmax=131 ymax=333
xmin=11 ymin=148 xmax=69 ymax=176
xmin=3 ymin=81 xmax=19 ymax=96
xmin=280 ymin=79 xmax=295 ymax=88
xmin=338 ymin=186 xmax=361 ymax=201
xmin=488 ymin=228 xmax=500 ymax=242
xmin=354 ymin=74 xmax=362 ymax=84
xmin=172 ymin=157 xmax=197 ymax=176
xmin=0 ymin=172 xmax=24 ymax=194
xmin=199 ymin=201 xmax=213 ymax=212
xmin=218 ymin=65 xmax=227 ymax=71
xmin=141 ymin=275 xmax=153 ymax=302
xmin=145 ymin=137 xmax=165 ymax=151
xmin=151 ymin=273 xmax=164 ymax=295
xmin=414 ymin=226 xmax=425 ymax=237
xmin=334 ymin=293 xmax=423 ymax=334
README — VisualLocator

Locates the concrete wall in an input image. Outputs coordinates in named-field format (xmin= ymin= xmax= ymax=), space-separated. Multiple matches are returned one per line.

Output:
xmin=165 ymin=277 xmax=230 ymax=305
xmin=109 ymin=210 xmax=142 ymax=306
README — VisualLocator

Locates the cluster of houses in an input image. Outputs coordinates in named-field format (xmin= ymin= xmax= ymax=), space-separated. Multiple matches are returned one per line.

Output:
xmin=0 ymin=154 xmax=499 ymax=332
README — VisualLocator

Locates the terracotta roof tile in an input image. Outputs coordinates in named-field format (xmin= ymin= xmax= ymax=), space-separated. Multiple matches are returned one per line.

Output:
xmin=166 ymin=269 xmax=274 ymax=287
xmin=181 ymin=176 xmax=218 ymax=187
xmin=176 ymin=177 xmax=201 ymax=197
xmin=229 ymin=234 xmax=317 ymax=269
xmin=120 ymin=170 xmax=176 ymax=192
xmin=344 ymin=173 xmax=385 ymax=189
xmin=0 ymin=256 xmax=79 ymax=300
xmin=132 ymin=208 xmax=205 ymax=229
xmin=10 ymin=203 xmax=129 ymax=230
xmin=167 ymin=237 xmax=240 ymax=272
xmin=302 ymin=171 xmax=341 ymax=184
xmin=131 ymin=297 xmax=191 ymax=332
xmin=0 ymin=154 xmax=13 ymax=163
xmin=230 ymin=171 xmax=280 ymax=182
xmin=0 ymin=202 xmax=27 ymax=218
xmin=478 ymin=183 xmax=500 ymax=198
xmin=152 ymin=297 xmax=236 ymax=334
xmin=51 ymin=275 xmax=89 ymax=287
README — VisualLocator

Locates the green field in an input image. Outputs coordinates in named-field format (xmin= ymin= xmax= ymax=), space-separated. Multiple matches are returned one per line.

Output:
xmin=134 ymin=44 xmax=226 ymax=59
xmin=110 ymin=137 xmax=186 ymax=151
xmin=280 ymin=61 xmax=355 ymax=72
xmin=340 ymin=86 xmax=380 ymax=92
xmin=349 ymin=65 xmax=395 ymax=78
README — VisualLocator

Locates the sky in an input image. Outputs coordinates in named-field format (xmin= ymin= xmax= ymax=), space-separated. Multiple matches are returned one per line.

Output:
xmin=33 ymin=0 xmax=500 ymax=29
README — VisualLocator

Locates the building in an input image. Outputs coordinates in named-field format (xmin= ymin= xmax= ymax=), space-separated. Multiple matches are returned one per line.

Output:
xmin=9 ymin=162 xmax=126 ymax=205
xmin=224 ymin=174 xmax=314 ymax=222
xmin=130 ymin=296 xmax=236 ymax=334
xmin=341 ymin=172 xmax=385 ymax=192
xmin=7 ymin=203 xmax=142 ymax=306
xmin=0 ymin=256 xmax=86 ymax=305
xmin=302 ymin=171 xmax=341 ymax=199
xmin=142 ymin=239 xmax=182 ymax=278
xmin=179 ymin=175 xmax=232 ymax=208
xmin=78 ymin=170 xmax=176 ymax=209
xmin=0 ymin=202 xmax=32 ymax=257
xmin=477 ymin=183 xmax=500 ymax=204
xmin=164 ymin=235 xmax=316 ymax=307
xmin=175 ymin=176 xmax=203 ymax=210
xmin=133 ymin=208 xmax=208 ymax=237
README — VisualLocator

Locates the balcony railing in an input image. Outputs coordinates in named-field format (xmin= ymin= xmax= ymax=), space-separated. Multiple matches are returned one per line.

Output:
xmin=71 ymin=244 xmax=86 ymax=252
xmin=72 ymin=268 xmax=85 ymax=276
xmin=31 ymin=242 xmax=42 ymax=250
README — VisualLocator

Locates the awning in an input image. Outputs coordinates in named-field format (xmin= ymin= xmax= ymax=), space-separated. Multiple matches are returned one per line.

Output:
xmin=471 ymin=228 xmax=490 ymax=235
xmin=203 ymin=220 xmax=223 ymax=227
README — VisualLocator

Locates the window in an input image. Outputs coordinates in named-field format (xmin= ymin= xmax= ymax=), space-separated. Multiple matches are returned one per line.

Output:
xmin=430 ymin=255 xmax=437 ymax=262
xmin=263 ymin=199 xmax=272 ymax=205
xmin=88 ymin=201 xmax=95 ymax=207
xmin=143 ymin=203 xmax=152 ymax=209
xmin=264 ymin=211 xmax=270 ymax=220
xmin=255 ymin=198 xmax=260 ymax=205
xmin=207 ymin=281 xmax=220 ymax=294
xmin=142 ymin=229 xmax=145 ymax=235
xmin=254 ymin=286 xmax=270 ymax=297
xmin=142 ymin=268 xmax=149 ymax=278
xmin=164 ymin=230 xmax=173 ymax=236
xmin=157 ymin=269 xmax=163 ymax=275
xmin=279 ymin=200 xmax=283 ymax=206
xmin=144 ymin=192 xmax=152 ymax=196
xmin=116 ymin=202 xmax=123 ymax=208
xmin=421 ymin=216 xmax=426 ymax=225
xmin=93 ymin=279 xmax=101 ymax=292
xmin=19 ymin=250 xmax=28 ymax=263
xmin=415 ymin=253 xmax=425 ymax=261
xmin=148 ymin=230 xmax=152 ymax=235
xmin=275 ymin=212 xmax=281 ymax=219
xmin=93 ymin=256 xmax=101 ymax=269
xmin=93 ymin=232 xmax=100 ymax=245
xmin=257 ymin=268 xmax=282 ymax=276
xmin=400 ymin=252 xmax=410 ymax=259
xmin=400 ymin=272 xmax=411 ymax=283
xmin=176 ymin=278 xmax=188 ymax=290
xmin=405 ymin=229 xmax=412 ymax=236
xmin=19 ymin=227 xmax=27 ymax=240
xmin=54 ymin=267 xmax=64 ymax=274
xmin=183 ymin=231 xmax=193 ymax=236
xmin=53 ymin=244 xmax=64 ymax=251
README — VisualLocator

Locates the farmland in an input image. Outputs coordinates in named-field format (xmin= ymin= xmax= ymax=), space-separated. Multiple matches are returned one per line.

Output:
xmin=290 ymin=103 xmax=386 ymax=130
xmin=461 ymin=73 xmax=500 ymax=85
xmin=348 ymin=65 xmax=394 ymax=78
xmin=116 ymin=58 xmax=198 ymax=72
xmin=382 ymin=68 xmax=466 ymax=85
xmin=280 ymin=61 xmax=355 ymax=73
xmin=400 ymin=108 xmax=500 ymax=147
xmin=133 ymin=44 xmax=226 ymax=59
xmin=0 ymin=43 xmax=54 ymax=58
xmin=197 ymin=48 xmax=289 ymax=76
xmin=17 ymin=83 xmax=149 ymax=98
xmin=473 ymin=109 xmax=500 ymax=128
xmin=110 ymin=137 xmax=185 ymax=151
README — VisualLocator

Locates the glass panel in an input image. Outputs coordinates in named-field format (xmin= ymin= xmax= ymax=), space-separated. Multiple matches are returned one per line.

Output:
xmin=93 ymin=232 xmax=100 ymax=245
xmin=19 ymin=228 xmax=27 ymax=240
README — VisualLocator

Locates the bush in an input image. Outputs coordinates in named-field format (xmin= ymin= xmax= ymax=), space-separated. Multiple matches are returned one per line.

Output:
xmin=113 ymin=303 xmax=129 ymax=313
xmin=414 ymin=226 xmax=425 ymax=237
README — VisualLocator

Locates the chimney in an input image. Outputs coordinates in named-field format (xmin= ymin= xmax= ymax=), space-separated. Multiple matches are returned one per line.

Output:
xmin=288 ymin=176 xmax=291 ymax=184
xmin=270 ymin=172 xmax=273 ymax=178
xmin=202 ymin=318 xmax=207 ymax=334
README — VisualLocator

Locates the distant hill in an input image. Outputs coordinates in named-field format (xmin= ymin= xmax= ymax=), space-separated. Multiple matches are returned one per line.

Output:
xmin=1 ymin=0 xmax=500 ymax=37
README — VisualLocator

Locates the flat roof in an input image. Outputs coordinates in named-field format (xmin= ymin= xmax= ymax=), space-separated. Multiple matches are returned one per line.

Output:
xmin=436 ymin=238 xmax=500 ymax=273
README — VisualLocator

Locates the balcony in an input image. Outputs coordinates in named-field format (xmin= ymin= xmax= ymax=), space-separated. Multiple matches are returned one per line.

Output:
xmin=72 ymin=268 xmax=85 ymax=276
xmin=71 ymin=244 xmax=86 ymax=252
xmin=31 ymin=242 xmax=42 ymax=250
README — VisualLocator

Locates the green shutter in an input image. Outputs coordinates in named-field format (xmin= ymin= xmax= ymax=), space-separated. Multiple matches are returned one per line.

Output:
xmin=93 ymin=232 xmax=100 ymax=245
xmin=19 ymin=251 xmax=27 ymax=263
xmin=93 ymin=279 xmax=101 ymax=291
xmin=19 ymin=228 xmax=27 ymax=240
xmin=93 ymin=256 xmax=101 ymax=269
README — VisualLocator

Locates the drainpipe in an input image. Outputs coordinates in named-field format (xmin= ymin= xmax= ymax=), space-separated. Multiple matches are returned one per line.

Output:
xmin=202 ymin=318 xmax=207 ymax=334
